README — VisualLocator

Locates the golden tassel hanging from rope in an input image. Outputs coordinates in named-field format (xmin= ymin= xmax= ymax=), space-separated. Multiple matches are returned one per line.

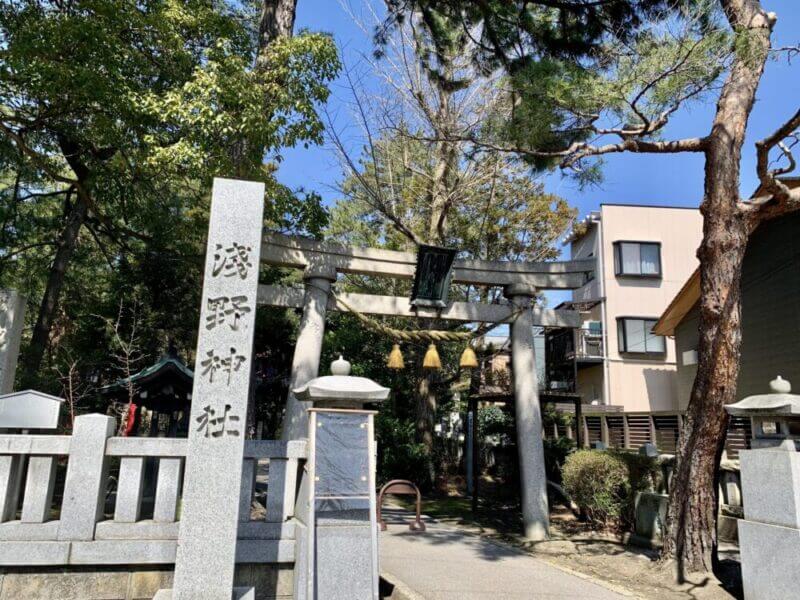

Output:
xmin=423 ymin=343 xmax=442 ymax=369
xmin=387 ymin=343 xmax=405 ymax=370
xmin=459 ymin=345 xmax=478 ymax=369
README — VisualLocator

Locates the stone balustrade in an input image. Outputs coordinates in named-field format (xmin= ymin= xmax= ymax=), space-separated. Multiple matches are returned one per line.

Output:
xmin=0 ymin=413 xmax=305 ymax=568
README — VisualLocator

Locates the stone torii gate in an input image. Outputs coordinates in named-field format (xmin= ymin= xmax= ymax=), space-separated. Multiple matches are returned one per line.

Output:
xmin=258 ymin=231 xmax=592 ymax=540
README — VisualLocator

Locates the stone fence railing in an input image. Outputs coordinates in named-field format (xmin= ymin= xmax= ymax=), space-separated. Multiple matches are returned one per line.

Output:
xmin=0 ymin=413 xmax=305 ymax=567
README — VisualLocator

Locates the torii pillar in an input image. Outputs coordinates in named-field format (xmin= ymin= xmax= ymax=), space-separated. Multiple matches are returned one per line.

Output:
xmin=281 ymin=263 xmax=336 ymax=441
xmin=505 ymin=283 xmax=549 ymax=540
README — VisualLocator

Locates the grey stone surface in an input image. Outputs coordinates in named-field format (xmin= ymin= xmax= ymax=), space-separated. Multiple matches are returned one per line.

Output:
xmin=0 ymin=454 xmax=23 ymax=522
xmin=315 ymin=525 xmax=373 ymax=600
xmin=21 ymin=455 xmax=56 ymax=523
xmin=504 ymin=285 xmax=549 ymax=540
xmin=58 ymin=414 xmax=115 ymax=541
xmin=115 ymin=456 xmax=145 ymax=522
xmin=236 ymin=521 xmax=294 ymax=540
xmin=128 ymin=570 xmax=174 ymax=599
xmin=738 ymin=519 xmax=800 ymax=600
xmin=235 ymin=539 xmax=295 ymax=563
xmin=234 ymin=564 xmax=295 ymax=600
xmin=281 ymin=266 xmax=335 ymax=441
xmin=639 ymin=442 xmax=659 ymax=457
xmin=243 ymin=440 xmax=307 ymax=460
xmin=0 ymin=540 xmax=70 ymax=564
xmin=293 ymin=375 xmax=390 ymax=408
xmin=0 ymin=570 xmax=130 ymax=600
xmin=292 ymin=522 xmax=308 ymax=600
xmin=239 ymin=458 xmax=256 ymax=522
xmin=0 ymin=519 xmax=59 ymax=540
xmin=106 ymin=437 xmax=188 ymax=457
xmin=155 ymin=587 xmax=255 ymax=600
xmin=380 ymin=519 xmax=626 ymax=600
xmin=0 ymin=566 xmax=289 ymax=600
xmin=265 ymin=457 xmax=299 ymax=522
xmin=632 ymin=492 xmax=667 ymax=546
xmin=153 ymin=457 xmax=183 ymax=523
xmin=171 ymin=177 xmax=265 ymax=600
xmin=726 ymin=376 xmax=800 ymax=416
xmin=71 ymin=539 xmax=178 ymax=564
xmin=740 ymin=449 xmax=800 ymax=528
xmin=0 ymin=289 xmax=25 ymax=395
xmin=95 ymin=520 xmax=180 ymax=540
xmin=0 ymin=538 xmax=294 ymax=566
xmin=0 ymin=389 xmax=62 ymax=430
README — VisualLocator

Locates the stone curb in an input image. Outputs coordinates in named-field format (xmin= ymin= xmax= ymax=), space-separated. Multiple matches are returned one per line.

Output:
xmin=380 ymin=572 xmax=427 ymax=600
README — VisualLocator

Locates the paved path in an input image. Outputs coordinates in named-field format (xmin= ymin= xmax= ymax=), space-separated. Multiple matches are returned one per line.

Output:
xmin=379 ymin=510 xmax=628 ymax=600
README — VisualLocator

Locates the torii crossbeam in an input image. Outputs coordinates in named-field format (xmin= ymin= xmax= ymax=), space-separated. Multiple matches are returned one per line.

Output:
xmin=259 ymin=231 xmax=593 ymax=541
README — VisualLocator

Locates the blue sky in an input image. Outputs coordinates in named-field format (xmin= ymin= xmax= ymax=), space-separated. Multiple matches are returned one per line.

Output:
xmin=278 ymin=0 xmax=800 ymax=220
xmin=276 ymin=0 xmax=799 ymax=318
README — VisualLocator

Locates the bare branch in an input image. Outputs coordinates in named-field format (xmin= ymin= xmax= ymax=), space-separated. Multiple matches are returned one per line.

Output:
xmin=755 ymin=107 xmax=800 ymax=201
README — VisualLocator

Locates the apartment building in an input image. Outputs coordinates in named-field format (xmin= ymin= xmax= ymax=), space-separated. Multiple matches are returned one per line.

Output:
xmin=545 ymin=204 xmax=703 ymax=411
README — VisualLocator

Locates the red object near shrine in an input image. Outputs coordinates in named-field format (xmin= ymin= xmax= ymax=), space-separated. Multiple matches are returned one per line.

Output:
xmin=123 ymin=402 xmax=138 ymax=436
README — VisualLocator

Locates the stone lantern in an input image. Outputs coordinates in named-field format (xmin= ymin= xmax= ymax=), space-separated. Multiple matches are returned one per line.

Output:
xmin=725 ymin=376 xmax=800 ymax=600
xmin=726 ymin=375 xmax=800 ymax=450
xmin=293 ymin=356 xmax=389 ymax=600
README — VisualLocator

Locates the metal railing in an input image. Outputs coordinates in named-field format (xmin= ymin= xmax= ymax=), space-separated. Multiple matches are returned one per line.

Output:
xmin=570 ymin=328 xmax=603 ymax=360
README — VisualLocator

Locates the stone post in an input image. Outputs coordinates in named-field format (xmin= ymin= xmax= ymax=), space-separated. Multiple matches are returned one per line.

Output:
xmin=281 ymin=264 xmax=336 ymax=441
xmin=166 ymin=178 xmax=265 ymax=600
xmin=0 ymin=290 xmax=25 ymax=394
xmin=58 ymin=414 xmax=115 ymax=540
xmin=504 ymin=283 xmax=549 ymax=540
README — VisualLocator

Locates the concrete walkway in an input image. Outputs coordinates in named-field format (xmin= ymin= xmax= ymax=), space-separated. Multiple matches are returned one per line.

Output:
xmin=379 ymin=510 xmax=628 ymax=600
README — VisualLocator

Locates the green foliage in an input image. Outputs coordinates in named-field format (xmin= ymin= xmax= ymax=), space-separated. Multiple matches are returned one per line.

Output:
xmin=543 ymin=436 xmax=575 ymax=485
xmin=611 ymin=450 xmax=663 ymax=524
xmin=0 ymin=0 xmax=339 ymax=390
xmin=383 ymin=2 xmax=733 ymax=184
xmin=563 ymin=449 xmax=661 ymax=530
xmin=562 ymin=449 xmax=630 ymax=527
xmin=375 ymin=413 xmax=432 ymax=490
xmin=477 ymin=404 xmax=512 ymax=438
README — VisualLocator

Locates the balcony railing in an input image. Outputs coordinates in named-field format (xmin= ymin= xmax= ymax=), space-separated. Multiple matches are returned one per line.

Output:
xmin=568 ymin=328 xmax=603 ymax=360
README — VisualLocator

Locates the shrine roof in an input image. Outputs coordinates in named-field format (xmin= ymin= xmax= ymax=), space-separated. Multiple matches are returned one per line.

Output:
xmin=100 ymin=347 xmax=193 ymax=394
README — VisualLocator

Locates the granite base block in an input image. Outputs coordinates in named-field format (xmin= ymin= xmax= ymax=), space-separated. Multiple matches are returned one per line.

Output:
xmin=0 ymin=565 xmax=292 ymax=600
xmin=154 ymin=587 xmax=255 ymax=600
xmin=738 ymin=519 xmax=800 ymax=600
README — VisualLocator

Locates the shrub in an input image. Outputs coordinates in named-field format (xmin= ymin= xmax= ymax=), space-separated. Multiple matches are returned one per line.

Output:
xmin=562 ymin=449 xmax=629 ymax=527
xmin=543 ymin=436 xmax=575 ymax=484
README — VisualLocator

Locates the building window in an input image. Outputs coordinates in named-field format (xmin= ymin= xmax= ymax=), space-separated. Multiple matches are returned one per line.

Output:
xmin=613 ymin=242 xmax=661 ymax=277
xmin=617 ymin=318 xmax=666 ymax=355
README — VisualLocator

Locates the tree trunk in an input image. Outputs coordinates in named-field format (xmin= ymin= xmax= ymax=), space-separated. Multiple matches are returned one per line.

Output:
xmin=22 ymin=193 xmax=89 ymax=385
xmin=662 ymin=0 xmax=774 ymax=575
xmin=258 ymin=0 xmax=298 ymax=55
xmin=416 ymin=369 xmax=436 ymax=485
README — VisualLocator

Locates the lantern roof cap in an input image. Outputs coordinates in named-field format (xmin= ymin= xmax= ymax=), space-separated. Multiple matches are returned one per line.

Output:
xmin=293 ymin=375 xmax=390 ymax=403
xmin=726 ymin=376 xmax=800 ymax=416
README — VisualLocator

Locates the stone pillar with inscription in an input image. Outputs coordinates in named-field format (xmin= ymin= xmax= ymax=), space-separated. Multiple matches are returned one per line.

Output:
xmin=161 ymin=178 xmax=265 ymax=600
xmin=0 ymin=290 xmax=26 ymax=395
xmin=505 ymin=283 xmax=549 ymax=541
xmin=281 ymin=264 xmax=336 ymax=441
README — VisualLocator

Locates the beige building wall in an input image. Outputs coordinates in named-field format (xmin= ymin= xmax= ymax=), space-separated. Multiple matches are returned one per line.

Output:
xmin=576 ymin=364 xmax=604 ymax=405
xmin=569 ymin=204 xmax=702 ymax=411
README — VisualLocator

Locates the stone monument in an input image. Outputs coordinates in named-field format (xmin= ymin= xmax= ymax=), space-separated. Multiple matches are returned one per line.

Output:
xmin=157 ymin=178 xmax=265 ymax=600
xmin=0 ymin=290 xmax=25 ymax=395
xmin=726 ymin=376 xmax=800 ymax=600
xmin=294 ymin=355 xmax=389 ymax=600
